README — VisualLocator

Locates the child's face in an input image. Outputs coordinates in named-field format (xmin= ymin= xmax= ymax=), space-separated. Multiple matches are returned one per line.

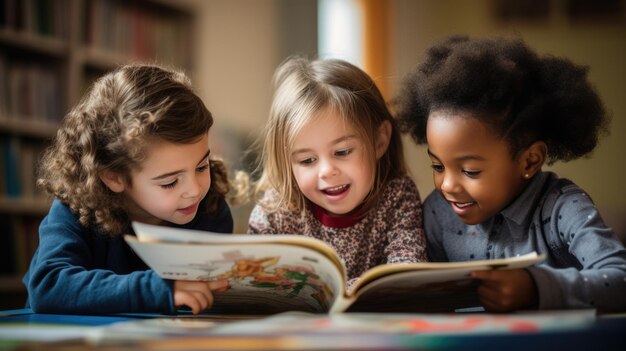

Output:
xmin=290 ymin=108 xmax=374 ymax=216
xmin=124 ymin=133 xmax=212 ymax=226
xmin=426 ymin=111 xmax=527 ymax=225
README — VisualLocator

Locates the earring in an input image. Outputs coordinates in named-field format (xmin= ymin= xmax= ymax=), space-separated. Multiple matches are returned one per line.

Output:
xmin=524 ymin=173 xmax=530 ymax=179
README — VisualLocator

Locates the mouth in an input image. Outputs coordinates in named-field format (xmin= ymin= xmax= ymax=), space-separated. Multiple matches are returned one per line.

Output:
xmin=453 ymin=201 xmax=475 ymax=208
xmin=178 ymin=202 xmax=199 ymax=214
xmin=447 ymin=199 xmax=476 ymax=211
xmin=321 ymin=184 xmax=350 ymax=196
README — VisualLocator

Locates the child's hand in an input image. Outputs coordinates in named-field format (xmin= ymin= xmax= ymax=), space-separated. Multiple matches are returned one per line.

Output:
xmin=470 ymin=268 xmax=538 ymax=312
xmin=173 ymin=279 xmax=229 ymax=314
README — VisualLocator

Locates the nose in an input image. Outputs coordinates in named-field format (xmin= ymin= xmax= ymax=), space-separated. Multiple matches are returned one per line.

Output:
xmin=183 ymin=175 xmax=202 ymax=198
xmin=439 ymin=172 xmax=461 ymax=195
xmin=319 ymin=158 xmax=339 ymax=179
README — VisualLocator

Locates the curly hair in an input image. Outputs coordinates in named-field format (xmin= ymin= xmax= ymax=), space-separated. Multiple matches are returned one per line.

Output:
xmin=38 ymin=64 xmax=237 ymax=235
xmin=255 ymin=56 xmax=407 ymax=213
xmin=395 ymin=35 xmax=610 ymax=164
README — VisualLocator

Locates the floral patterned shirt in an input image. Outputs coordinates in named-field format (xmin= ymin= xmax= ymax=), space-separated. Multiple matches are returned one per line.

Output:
xmin=248 ymin=175 xmax=427 ymax=287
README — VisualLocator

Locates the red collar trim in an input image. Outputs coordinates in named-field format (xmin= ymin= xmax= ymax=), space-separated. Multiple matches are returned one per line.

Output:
xmin=311 ymin=203 xmax=364 ymax=229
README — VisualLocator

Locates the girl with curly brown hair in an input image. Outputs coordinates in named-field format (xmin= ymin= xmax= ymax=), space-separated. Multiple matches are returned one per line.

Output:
xmin=23 ymin=64 xmax=245 ymax=315
xmin=396 ymin=35 xmax=626 ymax=313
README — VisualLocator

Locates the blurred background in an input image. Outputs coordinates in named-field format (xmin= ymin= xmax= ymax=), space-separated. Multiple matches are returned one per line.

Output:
xmin=0 ymin=0 xmax=624 ymax=308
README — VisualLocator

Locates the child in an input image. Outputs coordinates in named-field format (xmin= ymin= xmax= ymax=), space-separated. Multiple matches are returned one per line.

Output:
xmin=395 ymin=35 xmax=626 ymax=313
xmin=248 ymin=57 xmax=427 ymax=287
xmin=24 ymin=64 xmax=245 ymax=315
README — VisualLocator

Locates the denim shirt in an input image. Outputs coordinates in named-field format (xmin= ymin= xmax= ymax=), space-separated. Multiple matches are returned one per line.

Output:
xmin=424 ymin=170 xmax=626 ymax=312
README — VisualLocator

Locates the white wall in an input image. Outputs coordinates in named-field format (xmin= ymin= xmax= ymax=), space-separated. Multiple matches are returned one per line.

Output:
xmin=187 ymin=0 xmax=317 ymax=232
xmin=191 ymin=0 xmax=279 ymax=133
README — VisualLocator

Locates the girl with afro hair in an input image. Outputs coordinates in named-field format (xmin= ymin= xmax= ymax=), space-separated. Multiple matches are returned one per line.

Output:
xmin=396 ymin=35 xmax=626 ymax=313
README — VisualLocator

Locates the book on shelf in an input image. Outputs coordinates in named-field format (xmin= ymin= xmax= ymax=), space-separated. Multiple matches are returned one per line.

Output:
xmin=0 ymin=135 xmax=47 ymax=200
xmin=126 ymin=222 xmax=545 ymax=314
xmin=0 ymin=214 xmax=40 ymax=276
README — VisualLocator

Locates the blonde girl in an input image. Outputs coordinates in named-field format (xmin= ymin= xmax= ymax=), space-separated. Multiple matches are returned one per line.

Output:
xmin=249 ymin=57 xmax=427 ymax=286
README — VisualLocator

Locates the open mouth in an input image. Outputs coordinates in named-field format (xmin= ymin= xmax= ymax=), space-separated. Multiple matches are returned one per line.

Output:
xmin=453 ymin=201 xmax=475 ymax=208
xmin=322 ymin=184 xmax=350 ymax=196
xmin=446 ymin=198 xmax=477 ymax=212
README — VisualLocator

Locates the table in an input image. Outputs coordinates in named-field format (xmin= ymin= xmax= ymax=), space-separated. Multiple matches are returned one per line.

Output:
xmin=1 ymin=309 xmax=624 ymax=350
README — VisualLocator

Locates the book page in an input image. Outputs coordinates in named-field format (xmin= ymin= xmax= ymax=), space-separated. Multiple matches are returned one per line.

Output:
xmin=125 ymin=236 xmax=346 ymax=314
xmin=351 ymin=252 xmax=544 ymax=294
xmin=343 ymin=252 xmax=545 ymax=313
xmin=346 ymin=267 xmax=487 ymax=312
xmin=131 ymin=222 xmax=345 ymax=274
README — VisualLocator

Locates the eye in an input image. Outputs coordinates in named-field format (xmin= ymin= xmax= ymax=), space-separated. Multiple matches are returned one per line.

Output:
xmin=161 ymin=179 xmax=178 ymax=189
xmin=463 ymin=170 xmax=481 ymax=178
xmin=197 ymin=164 xmax=210 ymax=173
xmin=299 ymin=157 xmax=316 ymax=165
xmin=335 ymin=148 xmax=352 ymax=157
xmin=431 ymin=164 xmax=444 ymax=173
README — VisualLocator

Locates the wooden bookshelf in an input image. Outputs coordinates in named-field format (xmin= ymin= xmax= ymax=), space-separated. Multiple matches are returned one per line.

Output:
xmin=0 ymin=0 xmax=195 ymax=310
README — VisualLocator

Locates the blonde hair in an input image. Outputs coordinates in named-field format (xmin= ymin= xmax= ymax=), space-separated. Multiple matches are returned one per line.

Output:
xmin=255 ymin=57 xmax=407 ymax=213
xmin=38 ymin=63 xmax=241 ymax=235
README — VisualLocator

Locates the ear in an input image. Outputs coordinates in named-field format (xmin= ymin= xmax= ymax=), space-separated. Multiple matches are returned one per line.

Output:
xmin=519 ymin=141 xmax=547 ymax=180
xmin=375 ymin=120 xmax=392 ymax=159
xmin=99 ymin=170 xmax=126 ymax=193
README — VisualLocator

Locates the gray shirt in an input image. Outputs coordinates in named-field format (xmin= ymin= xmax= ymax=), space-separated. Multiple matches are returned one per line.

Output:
xmin=424 ymin=170 xmax=626 ymax=312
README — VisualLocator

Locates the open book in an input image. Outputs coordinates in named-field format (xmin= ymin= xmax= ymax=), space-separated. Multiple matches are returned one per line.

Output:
xmin=125 ymin=222 xmax=545 ymax=314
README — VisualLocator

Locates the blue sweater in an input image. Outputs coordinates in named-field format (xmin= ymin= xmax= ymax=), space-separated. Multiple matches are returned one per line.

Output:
xmin=23 ymin=197 xmax=233 ymax=314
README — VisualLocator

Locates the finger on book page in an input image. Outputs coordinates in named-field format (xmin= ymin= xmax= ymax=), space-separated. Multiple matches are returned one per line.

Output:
xmin=208 ymin=279 xmax=229 ymax=292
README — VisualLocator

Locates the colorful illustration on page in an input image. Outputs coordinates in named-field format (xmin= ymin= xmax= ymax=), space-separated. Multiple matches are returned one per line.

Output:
xmin=216 ymin=255 xmax=334 ymax=310
xmin=170 ymin=250 xmax=335 ymax=310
